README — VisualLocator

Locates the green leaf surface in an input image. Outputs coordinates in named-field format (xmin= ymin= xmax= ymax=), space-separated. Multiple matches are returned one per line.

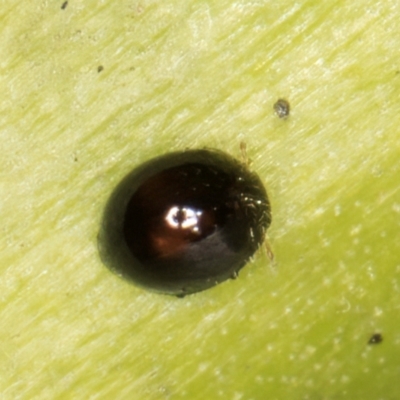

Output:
xmin=1 ymin=1 xmax=399 ymax=399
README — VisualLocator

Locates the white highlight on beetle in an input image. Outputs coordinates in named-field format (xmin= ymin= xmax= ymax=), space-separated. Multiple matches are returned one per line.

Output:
xmin=165 ymin=206 xmax=202 ymax=232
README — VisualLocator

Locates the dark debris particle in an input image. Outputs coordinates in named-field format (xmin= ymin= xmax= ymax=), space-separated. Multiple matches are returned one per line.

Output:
xmin=97 ymin=65 xmax=104 ymax=73
xmin=273 ymin=98 xmax=290 ymax=119
xmin=368 ymin=333 xmax=383 ymax=345
xmin=61 ymin=1 xmax=68 ymax=10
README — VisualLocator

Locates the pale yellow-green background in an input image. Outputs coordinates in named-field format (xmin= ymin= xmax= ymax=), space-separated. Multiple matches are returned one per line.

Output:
xmin=1 ymin=1 xmax=400 ymax=399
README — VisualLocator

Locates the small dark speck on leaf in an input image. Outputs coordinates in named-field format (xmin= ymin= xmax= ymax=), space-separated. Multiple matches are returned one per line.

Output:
xmin=61 ymin=1 xmax=68 ymax=10
xmin=368 ymin=333 xmax=383 ymax=345
xmin=97 ymin=65 xmax=104 ymax=73
xmin=274 ymin=98 xmax=290 ymax=119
